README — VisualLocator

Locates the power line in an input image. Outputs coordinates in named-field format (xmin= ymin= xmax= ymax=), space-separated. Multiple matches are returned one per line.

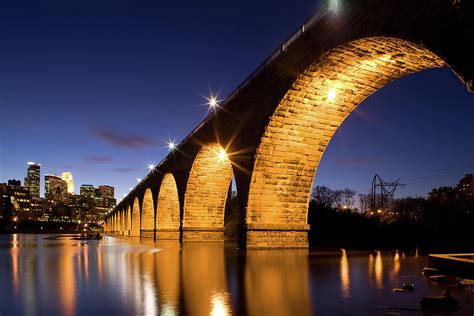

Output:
xmin=400 ymin=159 xmax=474 ymax=181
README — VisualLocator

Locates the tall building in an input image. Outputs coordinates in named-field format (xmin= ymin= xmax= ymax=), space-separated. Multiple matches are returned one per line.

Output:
xmin=459 ymin=174 xmax=474 ymax=196
xmin=80 ymin=185 xmax=95 ymax=199
xmin=98 ymin=185 xmax=114 ymax=199
xmin=24 ymin=162 xmax=41 ymax=199
xmin=45 ymin=175 xmax=68 ymax=204
xmin=60 ymin=172 xmax=74 ymax=194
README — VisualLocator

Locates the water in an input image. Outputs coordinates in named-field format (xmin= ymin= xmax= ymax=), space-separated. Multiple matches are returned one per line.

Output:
xmin=0 ymin=234 xmax=473 ymax=315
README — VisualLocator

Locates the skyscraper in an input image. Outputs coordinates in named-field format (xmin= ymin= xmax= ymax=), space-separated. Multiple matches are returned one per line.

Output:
xmin=98 ymin=185 xmax=114 ymax=199
xmin=80 ymin=185 xmax=95 ymax=199
xmin=24 ymin=162 xmax=41 ymax=199
xmin=60 ymin=172 xmax=74 ymax=194
xmin=45 ymin=174 xmax=68 ymax=204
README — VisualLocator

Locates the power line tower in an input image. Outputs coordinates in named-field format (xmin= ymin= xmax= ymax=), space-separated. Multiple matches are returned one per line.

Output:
xmin=370 ymin=174 xmax=404 ymax=212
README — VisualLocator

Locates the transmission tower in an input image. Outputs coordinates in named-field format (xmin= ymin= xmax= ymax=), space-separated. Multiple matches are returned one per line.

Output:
xmin=370 ymin=174 xmax=404 ymax=212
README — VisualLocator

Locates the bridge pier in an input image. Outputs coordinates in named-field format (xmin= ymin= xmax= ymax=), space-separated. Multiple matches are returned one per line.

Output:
xmin=245 ymin=224 xmax=310 ymax=249
xmin=140 ymin=229 xmax=154 ymax=239
xmin=155 ymin=229 xmax=180 ymax=240
xmin=181 ymin=228 xmax=224 ymax=242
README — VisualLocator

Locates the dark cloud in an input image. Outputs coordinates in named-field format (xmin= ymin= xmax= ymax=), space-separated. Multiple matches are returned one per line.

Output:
xmin=91 ymin=129 xmax=157 ymax=148
xmin=84 ymin=155 xmax=114 ymax=163
xmin=338 ymin=157 xmax=382 ymax=166
xmin=113 ymin=167 xmax=139 ymax=173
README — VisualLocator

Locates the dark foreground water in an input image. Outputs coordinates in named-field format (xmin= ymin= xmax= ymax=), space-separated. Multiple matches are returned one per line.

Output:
xmin=0 ymin=234 xmax=473 ymax=315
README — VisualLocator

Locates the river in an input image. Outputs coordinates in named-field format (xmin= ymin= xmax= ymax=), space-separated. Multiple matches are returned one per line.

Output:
xmin=0 ymin=234 xmax=473 ymax=315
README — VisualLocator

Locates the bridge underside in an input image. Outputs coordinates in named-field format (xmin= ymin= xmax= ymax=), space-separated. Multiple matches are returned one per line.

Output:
xmin=105 ymin=0 xmax=473 ymax=249
xmin=245 ymin=37 xmax=444 ymax=248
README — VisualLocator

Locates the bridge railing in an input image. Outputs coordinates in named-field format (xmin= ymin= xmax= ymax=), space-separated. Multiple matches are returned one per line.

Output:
xmin=113 ymin=1 xmax=331 ymax=213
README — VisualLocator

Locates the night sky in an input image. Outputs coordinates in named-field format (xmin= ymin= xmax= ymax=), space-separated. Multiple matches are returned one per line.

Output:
xmin=1 ymin=0 xmax=473 ymax=201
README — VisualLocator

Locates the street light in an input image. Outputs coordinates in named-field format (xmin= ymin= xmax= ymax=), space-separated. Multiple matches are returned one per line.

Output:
xmin=167 ymin=141 xmax=176 ymax=151
xmin=206 ymin=94 xmax=220 ymax=110
xmin=327 ymin=88 xmax=337 ymax=102
xmin=217 ymin=148 xmax=227 ymax=162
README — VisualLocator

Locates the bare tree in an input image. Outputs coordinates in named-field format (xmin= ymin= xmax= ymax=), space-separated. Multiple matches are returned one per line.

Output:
xmin=311 ymin=185 xmax=334 ymax=207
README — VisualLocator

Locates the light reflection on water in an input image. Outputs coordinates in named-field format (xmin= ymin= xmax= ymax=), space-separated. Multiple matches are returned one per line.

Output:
xmin=0 ymin=234 xmax=473 ymax=315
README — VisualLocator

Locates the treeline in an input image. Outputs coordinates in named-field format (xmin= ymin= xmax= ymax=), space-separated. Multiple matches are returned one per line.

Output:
xmin=309 ymin=185 xmax=474 ymax=251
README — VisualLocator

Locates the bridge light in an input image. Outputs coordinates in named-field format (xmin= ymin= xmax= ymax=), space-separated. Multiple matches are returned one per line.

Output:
xmin=123 ymin=193 xmax=127 ymax=197
xmin=327 ymin=88 xmax=337 ymax=102
xmin=205 ymin=94 xmax=221 ymax=110
xmin=147 ymin=163 xmax=155 ymax=171
xmin=129 ymin=187 xmax=133 ymax=191
xmin=209 ymin=96 xmax=218 ymax=108
xmin=167 ymin=141 xmax=176 ymax=151
xmin=217 ymin=148 xmax=228 ymax=162
xmin=329 ymin=0 xmax=341 ymax=14
xmin=136 ymin=178 xmax=142 ymax=183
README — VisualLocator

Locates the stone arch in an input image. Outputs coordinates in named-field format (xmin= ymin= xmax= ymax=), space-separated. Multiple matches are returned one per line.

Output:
xmin=141 ymin=188 xmax=155 ymax=238
xmin=183 ymin=143 xmax=234 ymax=241
xmin=113 ymin=213 xmax=117 ymax=234
xmin=125 ymin=205 xmax=131 ymax=236
xmin=246 ymin=37 xmax=446 ymax=248
xmin=120 ymin=208 xmax=127 ymax=236
xmin=156 ymin=173 xmax=180 ymax=239
xmin=117 ymin=210 xmax=122 ymax=235
xmin=131 ymin=197 xmax=141 ymax=237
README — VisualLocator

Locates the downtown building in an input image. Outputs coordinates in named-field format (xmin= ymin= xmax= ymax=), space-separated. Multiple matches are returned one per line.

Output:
xmin=24 ymin=162 xmax=40 ymax=199
xmin=80 ymin=184 xmax=116 ymax=222
xmin=0 ymin=179 xmax=44 ymax=221
xmin=44 ymin=174 xmax=68 ymax=205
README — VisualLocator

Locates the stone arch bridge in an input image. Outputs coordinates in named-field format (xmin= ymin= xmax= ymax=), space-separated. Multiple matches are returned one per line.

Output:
xmin=105 ymin=0 xmax=474 ymax=248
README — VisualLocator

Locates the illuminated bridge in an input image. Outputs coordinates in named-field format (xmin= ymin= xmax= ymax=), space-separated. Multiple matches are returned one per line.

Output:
xmin=105 ymin=0 xmax=474 ymax=248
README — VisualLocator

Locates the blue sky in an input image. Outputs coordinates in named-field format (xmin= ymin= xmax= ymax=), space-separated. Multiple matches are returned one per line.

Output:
xmin=0 ymin=0 xmax=473 ymax=200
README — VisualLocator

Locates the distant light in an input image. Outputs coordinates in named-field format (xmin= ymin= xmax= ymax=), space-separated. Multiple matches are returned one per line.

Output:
xmin=27 ymin=161 xmax=35 ymax=165
xmin=129 ymin=187 xmax=133 ymax=191
xmin=136 ymin=178 xmax=142 ymax=183
xmin=167 ymin=141 xmax=176 ymax=151
xmin=217 ymin=148 xmax=228 ymax=162
xmin=147 ymin=163 xmax=155 ymax=171
xmin=327 ymin=88 xmax=337 ymax=102
xmin=377 ymin=209 xmax=383 ymax=214
xmin=123 ymin=193 xmax=127 ymax=197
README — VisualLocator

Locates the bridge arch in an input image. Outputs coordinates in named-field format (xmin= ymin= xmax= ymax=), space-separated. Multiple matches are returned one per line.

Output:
xmin=183 ymin=143 xmax=234 ymax=241
xmin=114 ymin=212 xmax=118 ymax=234
xmin=125 ymin=205 xmax=131 ymax=236
xmin=246 ymin=37 xmax=446 ymax=248
xmin=156 ymin=173 xmax=180 ymax=239
xmin=119 ymin=209 xmax=124 ymax=235
xmin=131 ymin=197 xmax=141 ymax=237
xmin=141 ymin=188 xmax=155 ymax=238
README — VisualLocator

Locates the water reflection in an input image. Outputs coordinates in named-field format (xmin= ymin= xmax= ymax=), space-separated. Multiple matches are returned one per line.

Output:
xmin=374 ymin=250 xmax=383 ymax=290
xmin=2 ymin=235 xmax=474 ymax=315
xmin=182 ymin=243 xmax=230 ymax=315
xmin=58 ymin=246 xmax=76 ymax=316
xmin=245 ymin=249 xmax=311 ymax=316
xmin=340 ymin=249 xmax=350 ymax=298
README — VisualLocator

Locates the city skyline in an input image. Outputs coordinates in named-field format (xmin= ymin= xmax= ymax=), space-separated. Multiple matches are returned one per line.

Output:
xmin=1 ymin=0 xmax=474 ymax=201
xmin=8 ymin=162 xmax=116 ymax=198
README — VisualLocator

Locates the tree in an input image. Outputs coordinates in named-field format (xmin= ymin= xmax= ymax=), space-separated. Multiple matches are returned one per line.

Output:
xmin=311 ymin=185 xmax=334 ymax=208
